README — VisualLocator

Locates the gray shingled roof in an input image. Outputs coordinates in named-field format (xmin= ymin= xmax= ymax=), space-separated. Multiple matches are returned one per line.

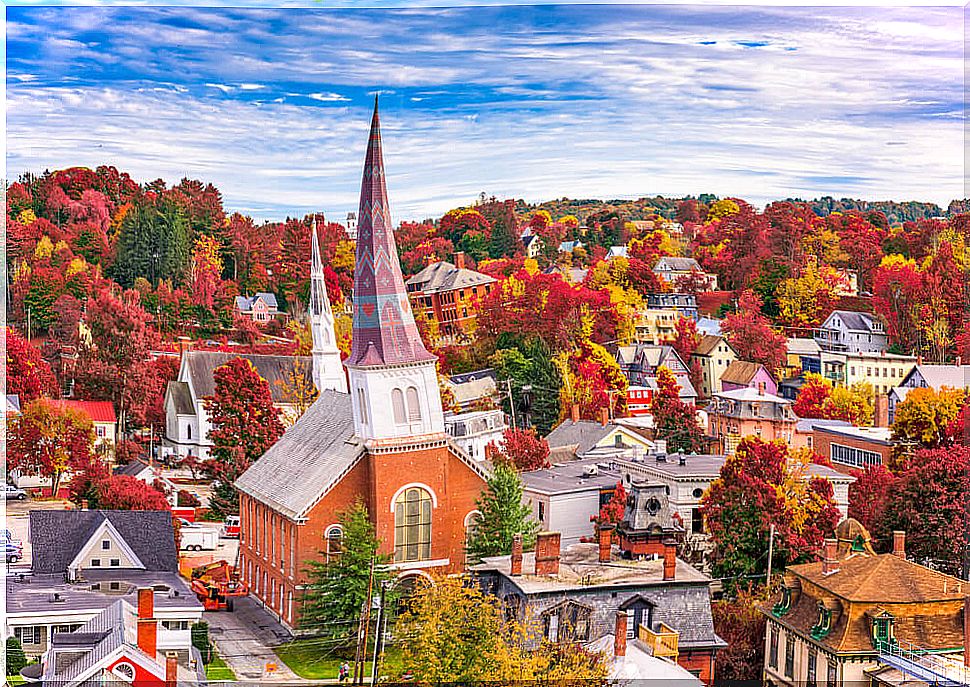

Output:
xmin=166 ymin=381 xmax=193 ymax=415
xmin=29 ymin=511 xmax=179 ymax=574
xmin=826 ymin=310 xmax=880 ymax=333
xmin=545 ymin=420 xmax=614 ymax=456
xmin=904 ymin=364 xmax=970 ymax=390
xmin=406 ymin=261 xmax=495 ymax=294
xmin=654 ymin=256 xmax=702 ymax=272
xmin=42 ymin=599 xmax=132 ymax=687
xmin=185 ymin=351 xmax=312 ymax=403
xmin=114 ymin=460 xmax=151 ymax=478
xmin=234 ymin=390 xmax=364 ymax=519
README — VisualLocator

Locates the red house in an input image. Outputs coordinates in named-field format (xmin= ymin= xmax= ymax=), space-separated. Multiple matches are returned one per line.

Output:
xmin=235 ymin=99 xmax=489 ymax=629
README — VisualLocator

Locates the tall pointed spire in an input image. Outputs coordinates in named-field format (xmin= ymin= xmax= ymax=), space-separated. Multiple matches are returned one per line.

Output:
xmin=347 ymin=97 xmax=435 ymax=367
xmin=308 ymin=215 xmax=347 ymax=394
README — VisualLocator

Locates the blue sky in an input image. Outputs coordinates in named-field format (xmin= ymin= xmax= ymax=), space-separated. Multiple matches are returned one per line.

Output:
xmin=6 ymin=4 xmax=963 ymax=221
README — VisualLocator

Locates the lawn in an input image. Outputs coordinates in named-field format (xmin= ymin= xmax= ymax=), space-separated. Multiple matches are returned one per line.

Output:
xmin=205 ymin=653 xmax=237 ymax=681
xmin=6 ymin=676 xmax=26 ymax=686
xmin=275 ymin=640 xmax=404 ymax=681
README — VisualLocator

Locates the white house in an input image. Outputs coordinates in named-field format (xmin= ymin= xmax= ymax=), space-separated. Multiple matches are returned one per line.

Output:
xmin=814 ymin=310 xmax=888 ymax=354
xmin=444 ymin=408 xmax=508 ymax=462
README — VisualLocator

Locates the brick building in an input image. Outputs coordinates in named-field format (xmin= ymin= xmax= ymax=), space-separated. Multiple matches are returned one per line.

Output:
xmin=811 ymin=424 xmax=894 ymax=472
xmin=234 ymin=100 xmax=489 ymax=629
xmin=405 ymin=254 xmax=495 ymax=341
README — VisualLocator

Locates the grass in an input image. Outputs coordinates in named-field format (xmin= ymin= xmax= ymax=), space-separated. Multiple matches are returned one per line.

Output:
xmin=205 ymin=652 xmax=237 ymax=681
xmin=274 ymin=640 xmax=404 ymax=681
xmin=6 ymin=676 xmax=26 ymax=686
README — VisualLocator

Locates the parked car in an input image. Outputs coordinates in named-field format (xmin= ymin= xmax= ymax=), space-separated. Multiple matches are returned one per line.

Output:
xmin=180 ymin=528 xmax=218 ymax=552
xmin=221 ymin=515 xmax=240 ymax=539
xmin=5 ymin=541 xmax=23 ymax=563
xmin=5 ymin=484 xmax=27 ymax=501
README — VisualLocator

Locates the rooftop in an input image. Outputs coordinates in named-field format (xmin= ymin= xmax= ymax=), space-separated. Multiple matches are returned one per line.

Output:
xmin=521 ymin=457 xmax=624 ymax=496
xmin=406 ymin=260 xmax=496 ymax=294
xmin=57 ymin=400 xmax=117 ymax=424
xmin=814 ymin=424 xmax=893 ymax=446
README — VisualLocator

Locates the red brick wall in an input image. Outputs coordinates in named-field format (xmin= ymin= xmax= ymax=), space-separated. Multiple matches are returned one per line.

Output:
xmin=241 ymin=443 xmax=487 ymax=629
xmin=678 ymin=650 xmax=716 ymax=685
xmin=812 ymin=429 xmax=893 ymax=475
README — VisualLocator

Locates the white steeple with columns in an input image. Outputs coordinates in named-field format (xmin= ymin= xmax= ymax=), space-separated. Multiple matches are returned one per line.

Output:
xmin=309 ymin=217 xmax=347 ymax=394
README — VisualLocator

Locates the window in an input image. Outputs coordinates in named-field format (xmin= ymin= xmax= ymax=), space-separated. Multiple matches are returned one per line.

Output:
xmin=91 ymin=558 xmax=102 ymax=567
xmin=110 ymin=582 xmax=121 ymax=591
xmin=102 ymin=540 xmax=111 ymax=550
xmin=357 ymin=388 xmax=368 ymax=425
xmin=406 ymin=387 xmax=421 ymax=422
xmin=326 ymin=526 xmax=343 ymax=562
xmin=464 ymin=512 xmax=481 ymax=551
xmin=113 ymin=663 xmax=136 ymax=682
xmin=394 ymin=487 xmax=432 ymax=563
xmin=538 ymin=501 xmax=545 ymax=522
xmin=187 ymin=424 xmax=192 ymax=440
xmin=15 ymin=626 xmax=40 ymax=644
xmin=784 ymin=635 xmax=795 ymax=678
xmin=691 ymin=508 xmax=705 ymax=534
xmin=807 ymin=647 xmax=817 ymax=687
xmin=826 ymin=660 xmax=837 ymax=687
xmin=542 ymin=602 xmax=592 ymax=643
xmin=768 ymin=625 xmax=779 ymax=669
xmin=162 ymin=620 xmax=189 ymax=631
xmin=831 ymin=443 xmax=882 ymax=468
xmin=110 ymin=559 xmax=120 ymax=567
xmin=392 ymin=389 xmax=406 ymax=424
xmin=96 ymin=426 xmax=106 ymax=438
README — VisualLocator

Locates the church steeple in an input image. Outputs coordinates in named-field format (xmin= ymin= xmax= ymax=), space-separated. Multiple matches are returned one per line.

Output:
xmin=309 ymin=216 xmax=347 ymax=394
xmin=345 ymin=98 xmax=444 ymax=444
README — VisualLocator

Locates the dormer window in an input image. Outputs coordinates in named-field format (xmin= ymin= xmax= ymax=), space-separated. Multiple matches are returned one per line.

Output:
xmin=772 ymin=585 xmax=792 ymax=617
xmin=870 ymin=611 xmax=896 ymax=650
xmin=810 ymin=602 xmax=833 ymax=640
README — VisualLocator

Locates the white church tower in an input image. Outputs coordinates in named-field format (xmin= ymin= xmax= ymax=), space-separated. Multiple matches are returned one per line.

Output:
xmin=309 ymin=218 xmax=348 ymax=394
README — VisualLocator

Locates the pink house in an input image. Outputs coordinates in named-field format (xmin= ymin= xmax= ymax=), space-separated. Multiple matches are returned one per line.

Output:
xmin=719 ymin=360 xmax=777 ymax=397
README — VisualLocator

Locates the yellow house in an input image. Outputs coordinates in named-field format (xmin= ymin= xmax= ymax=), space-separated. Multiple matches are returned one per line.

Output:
xmin=692 ymin=335 xmax=738 ymax=399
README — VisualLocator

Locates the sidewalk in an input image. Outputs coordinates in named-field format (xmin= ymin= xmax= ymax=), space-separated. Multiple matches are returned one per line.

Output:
xmin=206 ymin=596 xmax=301 ymax=681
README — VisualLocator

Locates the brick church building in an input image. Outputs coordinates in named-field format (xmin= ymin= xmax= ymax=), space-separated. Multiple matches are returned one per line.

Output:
xmin=235 ymin=99 xmax=489 ymax=629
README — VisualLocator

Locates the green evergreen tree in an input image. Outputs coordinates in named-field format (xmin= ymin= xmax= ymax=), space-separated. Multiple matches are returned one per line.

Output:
xmin=191 ymin=622 xmax=213 ymax=664
xmin=6 ymin=636 xmax=27 ymax=676
xmin=112 ymin=195 xmax=190 ymax=288
xmin=466 ymin=465 xmax=539 ymax=563
xmin=490 ymin=337 xmax=562 ymax=435
xmin=300 ymin=501 xmax=395 ymax=640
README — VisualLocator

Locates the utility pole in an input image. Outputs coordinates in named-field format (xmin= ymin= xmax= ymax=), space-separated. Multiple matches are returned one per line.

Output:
xmin=766 ymin=524 xmax=776 ymax=588
xmin=505 ymin=379 xmax=517 ymax=431
xmin=354 ymin=557 xmax=376 ymax=685
xmin=370 ymin=581 xmax=389 ymax=685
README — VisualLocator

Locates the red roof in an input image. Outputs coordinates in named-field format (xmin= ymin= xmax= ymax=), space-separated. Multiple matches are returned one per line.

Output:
xmin=59 ymin=400 xmax=116 ymax=424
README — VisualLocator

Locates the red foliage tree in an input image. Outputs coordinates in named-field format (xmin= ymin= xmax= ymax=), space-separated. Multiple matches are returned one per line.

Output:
xmin=6 ymin=327 xmax=59 ymax=402
xmin=673 ymin=316 xmax=703 ymax=393
xmin=847 ymin=464 xmax=896 ymax=534
xmin=494 ymin=427 xmax=551 ymax=471
xmin=8 ymin=398 xmax=95 ymax=494
xmin=650 ymin=367 xmax=706 ymax=454
xmin=593 ymin=481 xmax=628 ymax=527
xmin=96 ymin=475 xmax=171 ymax=511
xmin=792 ymin=375 xmax=830 ymax=419
xmin=721 ymin=290 xmax=787 ymax=372
xmin=871 ymin=258 xmax=923 ymax=354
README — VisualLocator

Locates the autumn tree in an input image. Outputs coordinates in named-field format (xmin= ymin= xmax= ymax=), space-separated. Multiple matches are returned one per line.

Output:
xmin=793 ymin=374 xmax=872 ymax=426
xmin=847 ymin=464 xmax=896 ymax=533
xmin=111 ymin=193 xmax=190 ymax=288
xmin=650 ymin=366 xmax=706 ymax=454
xmin=891 ymin=386 xmax=965 ymax=450
xmin=466 ymin=464 xmax=539 ymax=563
xmin=300 ymin=501 xmax=394 ymax=640
xmin=6 ymin=327 xmax=59 ymax=401
xmin=489 ymin=338 xmax=562 ymax=435
xmin=872 ymin=255 xmax=924 ymax=354
xmin=492 ymin=427 xmax=550 ymax=471
xmin=559 ymin=339 xmax=629 ymax=421
xmin=94 ymin=475 xmax=171 ymax=511
xmin=8 ymin=398 xmax=95 ymax=495
xmin=203 ymin=357 xmax=284 ymax=516
xmin=592 ymin=481 xmax=627 ymax=527
xmin=701 ymin=438 xmax=840 ymax=585
xmin=721 ymin=289 xmax=787 ymax=373
xmin=711 ymin=587 xmax=769 ymax=682
xmin=673 ymin=316 xmax=704 ymax=393
xmin=876 ymin=445 xmax=970 ymax=574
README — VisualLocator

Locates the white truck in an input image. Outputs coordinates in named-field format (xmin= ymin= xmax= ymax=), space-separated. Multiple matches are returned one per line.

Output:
xmin=180 ymin=528 xmax=218 ymax=551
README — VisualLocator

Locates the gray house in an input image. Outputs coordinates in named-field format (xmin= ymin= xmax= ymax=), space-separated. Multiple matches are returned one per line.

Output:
xmin=888 ymin=363 xmax=970 ymax=423
xmin=814 ymin=310 xmax=887 ymax=354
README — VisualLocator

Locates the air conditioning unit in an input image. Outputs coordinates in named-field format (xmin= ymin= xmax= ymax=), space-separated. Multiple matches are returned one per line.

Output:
xmin=583 ymin=465 xmax=599 ymax=477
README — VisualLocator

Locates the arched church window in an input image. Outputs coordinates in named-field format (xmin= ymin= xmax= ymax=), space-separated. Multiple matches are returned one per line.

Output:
xmin=325 ymin=525 xmax=343 ymax=562
xmin=392 ymin=389 xmax=406 ymax=424
xmin=394 ymin=487 xmax=432 ymax=563
xmin=406 ymin=387 xmax=421 ymax=422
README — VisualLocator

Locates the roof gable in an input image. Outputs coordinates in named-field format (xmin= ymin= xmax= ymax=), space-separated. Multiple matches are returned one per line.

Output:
xmin=183 ymin=351 xmax=313 ymax=404
xmin=68 ymin=518 xmax=147 ymax=573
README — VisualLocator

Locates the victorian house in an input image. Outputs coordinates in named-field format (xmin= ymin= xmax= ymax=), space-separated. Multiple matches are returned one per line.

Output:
xmin=234 ymin=100 xmax=489 ymax=629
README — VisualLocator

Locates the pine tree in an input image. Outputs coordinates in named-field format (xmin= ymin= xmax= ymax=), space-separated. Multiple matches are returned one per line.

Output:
xmin=299 ymin=501 xmax=395 ymax=640
xmin=112 ymin=194 xmax=190 ymax=288
xmin=466 ymin=465 xmax=539 ymax=563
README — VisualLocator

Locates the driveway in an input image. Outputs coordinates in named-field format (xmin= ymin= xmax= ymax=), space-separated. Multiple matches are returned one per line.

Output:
xmin=205 ymin=596 xmax=302 ymax=681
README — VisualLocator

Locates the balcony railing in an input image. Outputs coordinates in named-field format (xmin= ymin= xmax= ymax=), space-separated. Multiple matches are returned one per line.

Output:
xmin=638 ymin=622 xmax=679 ymax=660
xmin=878 ymin=639 xmax=970 ymax=686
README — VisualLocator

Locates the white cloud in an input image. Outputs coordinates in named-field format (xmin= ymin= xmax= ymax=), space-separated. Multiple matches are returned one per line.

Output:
xmin=308 ymin=92 xmax=350 ymax=102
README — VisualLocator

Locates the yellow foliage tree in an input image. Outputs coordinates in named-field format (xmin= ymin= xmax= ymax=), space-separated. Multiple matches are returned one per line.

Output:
xmin=332 ymin=240 xmax=356 ymax=273
xmin=707 ymin=199 xmax=740 ymax=222
xmin=891 ymin=386 xmax=965 ymax=449
xmin=34 ymin=236 xmax=54 ymax=260
xmin=17 ymin=209 xmax=37 ymax=225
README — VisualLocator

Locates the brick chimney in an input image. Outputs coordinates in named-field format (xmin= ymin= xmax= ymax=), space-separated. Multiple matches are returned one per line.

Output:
xmin=510 ymin=534 xmax=523 ymax=576
xmin=663 ymin=541 xmax=677 ymax=581
xmin=136 ymin=588 xmax=157 ymax=658
xmin=598 ymin=523 xmax=614 ymax=563
xmin=822 ymin=538 xmax=839 ymax=575
xmin=757 ymin=381 xmax=766 ymax=396
xmin=614 ymin=611 xmax=628 ymax=658
xmin=534 ymin=531 xmax=561 ymax=576
xmin=600 ymin=406 xmax=610 ymax=427
xmin=455 ymin=252 xmax=466 ymax=270
xmin=892 ymin=530 xmax=906 ymax=558
xmin=165 ymin=652 xmax=178 ymax=687
xmin=918 ymin=355 xmax=924 ymax=365
xmin=874 ymin=395 xmax=889 ymax=428
xmin=571 ymin=404 xmax=580 ymax=423
xmin=177 ymin=336 xmax=193 ymax=362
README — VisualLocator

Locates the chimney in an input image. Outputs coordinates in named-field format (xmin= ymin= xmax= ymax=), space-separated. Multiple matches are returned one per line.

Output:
xmin=571 ymin=404 xmax=580 ymax=423
xmin=957 ymin=355 xmax=963 ymax=367
xmin=822 ymin=538 xmax=839 ymax=575
xmin=663 ymin=541 xmax=677 ymax=581
xmin=598 ymin=523 xmax=614 ymax=563
xmin=80 ymin=499 xmax=89 ymax=511
xmin=165 ymin=652 xmax=178 ymax=687
xmin=455 ymin=252 xmax=466 ymax=270
xmin=918 ymin=355 xmax=924 ymax=365
xmin=510 ymin=534 xmax=523 ymax=576
xmin=757 ymin=381 xmax=766 ymax=395
xmin=892 ymin=530 xmax=906 ymax=558
xmin=534 ymin=531 xmax=561 ymax=576
xmin=614 ymin=611 xmax=628 ymax=658
xmin=177 ymin=336 xmax=193 ymax=361
xmin=600 ymin=406 xmax=610 ymax=427
xmin=964 ymin=597 xmax=970 ymax=668
xmin=874 ymin=395 xmax=889 ymax=428
xmin=136 ymin=588 xmax=157 ymax=657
